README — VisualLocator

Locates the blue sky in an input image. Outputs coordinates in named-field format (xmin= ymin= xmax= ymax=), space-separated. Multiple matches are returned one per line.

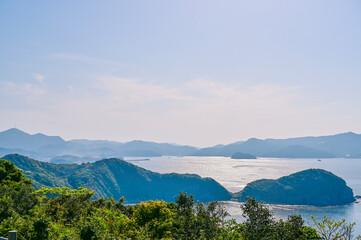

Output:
xmin=0 ymin=0 xmax=360 ymax=147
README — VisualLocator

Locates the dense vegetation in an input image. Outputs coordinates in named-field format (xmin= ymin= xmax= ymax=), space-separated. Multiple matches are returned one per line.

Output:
xmin=2 ymin=154 xmax=231 ymax=202
xmin=234 ymin=169 xmax=355 ymax=206
xmin=1 ymin=158 xmax=360 ymax=239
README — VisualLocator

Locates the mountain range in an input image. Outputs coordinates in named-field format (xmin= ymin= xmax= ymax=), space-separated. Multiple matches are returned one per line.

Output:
xmin=192 ymin=132 xmax=361 ymax=158
xmin=1 ymin=128 xmax=361 ymax=160
xmin=0 ymin=128 xmax=197 ymax=161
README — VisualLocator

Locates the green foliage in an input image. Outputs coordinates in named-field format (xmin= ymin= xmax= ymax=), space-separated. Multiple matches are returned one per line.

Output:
xmin=0 ymin=158 xmax=32 ymax=184
xmin=36 ymin=187 xmax=94 ymax=224
xmin=312 ymin=215 xmax=361 ymax=240
xmin=0 ymin=159 xmax=38 ymax=222
xmin=217 ymin=219 xmax=244 ymax=240
xmin=241 ymin=196 xmax=274 ymax=239
xmin=172 ymin=192 xmax=229 ymax=240
xmin=125 ymin=200 xmax=174 ymax=239
xmin=240 ymin=197 xmax=320 ymax=240
xmin=271 ymin=215 xmax=320 ymax=240
xmin=48 ymin=222 xmax=78 ymax=240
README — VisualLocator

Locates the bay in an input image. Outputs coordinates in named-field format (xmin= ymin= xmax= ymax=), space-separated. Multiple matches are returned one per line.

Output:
xmin=125 ymin=156 xmax=361 ymax=235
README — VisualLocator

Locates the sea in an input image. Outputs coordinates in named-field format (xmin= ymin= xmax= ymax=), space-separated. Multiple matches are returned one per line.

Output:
xmin=125 ymin=156 xmax=361 ymax=235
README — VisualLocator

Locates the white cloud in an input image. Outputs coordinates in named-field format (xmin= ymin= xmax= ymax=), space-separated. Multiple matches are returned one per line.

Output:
xmin=2 ymin=81 xmax=45 ymax=96
xmin=32 ymin=73 xmax=45 ymax=83
xmin=2 ymin=75 xmax=352 ymax=146
xmin=40 ymin=76 xmax=304 ymax=145
xmin=94 ymin=76 xmax=298 ymax=110
xmin=67 ymin=85 xmax=75 ymax=91
xmin=95 ymin=76 xmax=193 ymax=108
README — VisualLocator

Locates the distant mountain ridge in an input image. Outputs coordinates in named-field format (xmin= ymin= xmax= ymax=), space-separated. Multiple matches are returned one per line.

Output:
xmin=265 ymin=145 xmax=335 ymax=158
xmin=193 ymin=132 xmax=361 ymax=158
xmin=0 ymin=128 xmax=198 ymax=160
xmin=231 ymin=152 xmax=257 ymax=159
xmin=1 ymin=128 xmax=361 ymax=159
xmin=2 ymin=154 xmax=231 ymax=203
xmin=0 ymin=128 xmax=65 ymax=150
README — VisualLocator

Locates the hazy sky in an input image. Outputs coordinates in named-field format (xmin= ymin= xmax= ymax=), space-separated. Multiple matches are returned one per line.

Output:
xmin=1 ymin=0 xmax=360 ymax=147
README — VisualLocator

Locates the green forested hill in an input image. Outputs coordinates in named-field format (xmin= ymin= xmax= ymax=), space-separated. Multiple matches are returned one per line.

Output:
xmin=2 ymin=154 xmax=231 ymax=203
xmin=234 ymin=169 xmax=355 ymax=206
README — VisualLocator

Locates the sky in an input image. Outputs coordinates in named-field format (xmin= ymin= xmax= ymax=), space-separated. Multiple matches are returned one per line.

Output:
xmin=0 ymin=0 xmax=360 ymax=147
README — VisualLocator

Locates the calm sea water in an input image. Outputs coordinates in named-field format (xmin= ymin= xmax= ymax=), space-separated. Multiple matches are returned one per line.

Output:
xmin=125 ymin=156 xmax=361 ymax=235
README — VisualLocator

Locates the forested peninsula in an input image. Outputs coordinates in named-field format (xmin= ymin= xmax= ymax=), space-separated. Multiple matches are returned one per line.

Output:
xmin=2 ymin=154 xmax=231 ymax=203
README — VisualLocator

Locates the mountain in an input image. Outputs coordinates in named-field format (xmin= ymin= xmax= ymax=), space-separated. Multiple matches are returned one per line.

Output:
xmin=193 ymin=132 xmax=361 ymax=158
xmin=0 ymin=146 xmax=36 ymax=158
xmin=231 ymin=152 xmax=257 ymax=159
xmin=265 ymin=145 xmax=335 ymax=158
xmin=35 ymin=140 xmax=197 ymax=158
xmin=0 ymin=128 xmax=198 ymax=159
xmin=264 ymin=132 xmax=361 ymax=157
xmin=347 ymin=153 xmax=361 ymax=158
xmin=118 ymin=140 xmax=197 ymax=156
xmin=2 ymin=154 xmax=231 ymax=203
xmin=49 ymin=155 xmax=96 ymax=164
xmin=2 ymin=128 xmax=361 ymax=159
xmin=35 ymin=141 xmax=124 ymax=159
xmin=234 ymin=169 xmax=355 ymax=206
xmin=192 ymin=138 xmax=281 ymax=157
xmin=0 ymin=128 xmax=65 ymax=150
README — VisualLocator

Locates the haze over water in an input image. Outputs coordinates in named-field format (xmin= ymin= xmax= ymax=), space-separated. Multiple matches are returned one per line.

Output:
xmin=126 ymin=156 xmax=361 ymax=235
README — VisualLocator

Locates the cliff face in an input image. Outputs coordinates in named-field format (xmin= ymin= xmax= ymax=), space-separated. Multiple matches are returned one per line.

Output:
xmin=2 ymin=154 xmax=231 ymax=203
xmin=234 ymin=169 xmax=355 ymax=206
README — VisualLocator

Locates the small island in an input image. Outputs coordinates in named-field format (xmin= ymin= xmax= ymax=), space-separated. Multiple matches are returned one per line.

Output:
xmin=231 ymin=152 xmax=257 ymax=159
xmin=233 ymin=169 xmax=355 ymax=206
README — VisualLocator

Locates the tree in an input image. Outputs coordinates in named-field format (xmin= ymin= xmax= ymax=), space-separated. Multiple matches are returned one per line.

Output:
xmin=241 ymin=197 xmax=274 ymax=239
xmin=173 ymin=192 xmax=196 ymax=239
xmin=240 ymin=197 xmax=320 ymax=240
xmin=312 ymin=215 xmax=361 ymax=240
xmin=0 ymin=159 xmax=37 ymax=221
xmin=126 ymin=200 xmax=174 ymax=239
xmin=36 ymin=187 xmax=95 ymax=224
